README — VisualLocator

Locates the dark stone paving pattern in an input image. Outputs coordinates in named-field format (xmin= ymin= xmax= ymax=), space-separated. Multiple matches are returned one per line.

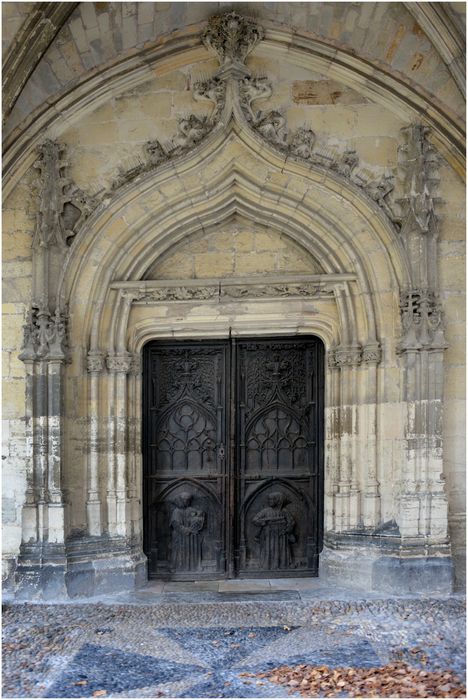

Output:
xmin=2 ymin=597 xmax=466 ymax=698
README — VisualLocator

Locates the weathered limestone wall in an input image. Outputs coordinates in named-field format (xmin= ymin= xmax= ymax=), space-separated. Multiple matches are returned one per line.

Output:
xmin=2 ymin=173 xmax=35 ymax=580
xmin=2 ymin=4 xmax=465 ymax=595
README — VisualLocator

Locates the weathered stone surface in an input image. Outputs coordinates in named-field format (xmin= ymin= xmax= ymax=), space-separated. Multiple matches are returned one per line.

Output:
xmin=2 ymin=6 xmax=465 ymax=599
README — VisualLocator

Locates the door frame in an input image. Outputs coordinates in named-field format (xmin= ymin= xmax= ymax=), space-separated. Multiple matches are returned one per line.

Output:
xmin=142 ymin=334 xmax=325 ymax=580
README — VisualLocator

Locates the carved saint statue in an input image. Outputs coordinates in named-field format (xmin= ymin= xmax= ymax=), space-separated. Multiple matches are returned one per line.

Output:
xmin=170 ymin=491 xmax=205 ymax=571
xmin=252 ymin=492 xmax=295 ymax=570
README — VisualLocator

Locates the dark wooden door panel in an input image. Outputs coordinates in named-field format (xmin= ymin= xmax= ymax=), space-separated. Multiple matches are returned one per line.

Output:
xmin=143 ymin=337 xmax=324 ymax=580
xmin=143 ymin=341 xmax=229 ymax=579
xmin=235 ymin=339 xmax=324 ymax=577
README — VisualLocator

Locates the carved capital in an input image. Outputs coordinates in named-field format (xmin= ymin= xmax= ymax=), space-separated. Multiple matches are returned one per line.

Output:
xmin=334 ymin=345 xmax=362 ymax=367
xmin=398 ymin=289 xmax=447 ymax=353
xmin=202 ymin=12 xmax=263 ymax=76
xmin=106 ymin=353 xmax=133 ymax=373
xmin=130 ymin=354 xmax=142 ymax=376
xmin=362 ymin=342 xmax=382 ymax=364
xmin=19 ymin=303 xmax=69 ymax=362
xmin=87 ymin=351 xmax=105 ymax=373
xmin=327 ymin=350 xmax=338 ymax=369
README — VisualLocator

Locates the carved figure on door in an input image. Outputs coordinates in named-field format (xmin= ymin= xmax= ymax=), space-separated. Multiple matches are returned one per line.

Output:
xmin=170 ymin=492 xmax=205 ymax=571
xmin=252 ymin=491 xmax=296 ymax=569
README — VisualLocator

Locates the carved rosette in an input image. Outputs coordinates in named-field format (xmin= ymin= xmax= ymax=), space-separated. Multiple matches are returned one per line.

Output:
xmin=106 ymin=353 xmax=133 ymax=373
xmin=87 ymin=351 xmax=105 ymax=373
xmin=398 ymin=289 xmax=447 ymax=352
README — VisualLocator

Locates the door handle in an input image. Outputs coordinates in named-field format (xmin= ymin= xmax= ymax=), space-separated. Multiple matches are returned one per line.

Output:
xmin=218 ymin=444 xmax=225 ymax=460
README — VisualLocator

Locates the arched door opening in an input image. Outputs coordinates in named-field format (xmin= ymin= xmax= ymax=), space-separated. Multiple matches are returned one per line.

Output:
xmin=143 ymin=336 xmax=324 ymax=580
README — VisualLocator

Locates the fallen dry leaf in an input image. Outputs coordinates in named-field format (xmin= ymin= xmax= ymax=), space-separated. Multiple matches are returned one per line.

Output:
xmin=257 ymin=661 xmax=466 ymax=698
xmin=92 ymin=691 xmax=107 ymax=698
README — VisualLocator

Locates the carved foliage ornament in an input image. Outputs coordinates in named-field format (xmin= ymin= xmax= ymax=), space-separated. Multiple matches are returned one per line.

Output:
xmin=398 ymin=289 xmax=447 ymax=352
xmin=126 ymin=282 xmax=331 ymax=304
xmin=202 ymin=11 xmax=264 ymax=68
xmin=19 ymin=302 xmax=69 ymax=362
xmin=328 ymin=343 xmax=382 ymax=367
xmin=33 ymin=140 xmax=99 ymax=249
xmin=103 ymin=10 xmax=399 ymax=226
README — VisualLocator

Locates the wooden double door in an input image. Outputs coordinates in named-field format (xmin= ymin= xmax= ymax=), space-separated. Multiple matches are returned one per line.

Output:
xmin=143 ymin=337 xmax=324 ymax=580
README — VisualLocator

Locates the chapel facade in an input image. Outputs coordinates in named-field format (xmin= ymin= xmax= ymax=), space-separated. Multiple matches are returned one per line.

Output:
xmin=2 ymin=2 xmax=465 ymax=599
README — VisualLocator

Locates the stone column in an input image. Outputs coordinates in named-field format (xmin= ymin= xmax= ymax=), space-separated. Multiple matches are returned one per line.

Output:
xmin=326 ymin=349 xmax=340 ymax=532
xmin=334 ymin=345 xmax=362 ymax=531
xmin=106 ymin=353 xmax=132 ymax=537
xmin=86 ymin=351 xmax=104 ymax=536
xmin=361 ymin=342 xmax=382 ymax=527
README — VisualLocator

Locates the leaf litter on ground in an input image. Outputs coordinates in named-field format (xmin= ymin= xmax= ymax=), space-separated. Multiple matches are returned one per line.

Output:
xmin=247 ymin=661 xmax=465 ymax=697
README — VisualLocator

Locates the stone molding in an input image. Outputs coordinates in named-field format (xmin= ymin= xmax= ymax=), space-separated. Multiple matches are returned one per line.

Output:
xmin=112 ymin=274 xmax=353 ymax=304
xmin=202 ymin=11 xmax=263 ymax=78
xmin=19 ymin=302 xmax=69 ymax=362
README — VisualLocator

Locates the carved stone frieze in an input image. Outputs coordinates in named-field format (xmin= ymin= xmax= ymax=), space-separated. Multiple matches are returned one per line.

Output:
xmin=87 ymin=351 xmax=105 ymax=373
xmin=202 ymin=11 xmax=263 ymax=75
xmin=398 ymin=289 xmax=447 ymax=352
xmin=327 ymin=350 xmax=338 ymax=369
xmin=396 ymin=124 xmax=440 ymax=234
xmin=33 ymin=140 xmax=99 ymax=247
xmin=128 ymin=287 xmax=218 ymax=303
xmin=106 ymin=353 xmax=133 ymax=373
xmin=221 ymin=283 xmax=329 ymax=299
xmin=123 ymin=281 xmax=333 ymax=304
xmin=19 ymin=302 xmax=69 ymax=362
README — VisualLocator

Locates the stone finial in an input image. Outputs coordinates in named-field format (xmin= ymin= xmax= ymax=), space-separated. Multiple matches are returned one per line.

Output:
xmin=33 ymin=139 xmax=99 ymax=247
xmin=202 ymin=12 xmax=264 ymax=77
xmin=397 ymin=124 xmax=440 ymax=234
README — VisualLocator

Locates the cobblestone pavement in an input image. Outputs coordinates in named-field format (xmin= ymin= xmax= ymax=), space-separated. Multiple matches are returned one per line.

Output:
xmin=2 ymin=591 xmax=465 ymax=698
